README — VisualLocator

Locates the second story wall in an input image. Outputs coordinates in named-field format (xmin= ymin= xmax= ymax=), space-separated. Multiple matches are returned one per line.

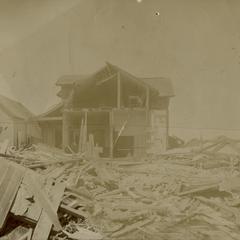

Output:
xmin=62 ymin=78 xmax=170 ymax=111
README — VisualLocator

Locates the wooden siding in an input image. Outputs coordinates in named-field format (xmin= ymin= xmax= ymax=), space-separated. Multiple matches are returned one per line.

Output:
xmin=149 ymin=109 xmax=168 ymax=152
xmin=0 ymin=108 xmax=14 ymax=145
xmin=41 ymin=122 xmax=62 ymax=148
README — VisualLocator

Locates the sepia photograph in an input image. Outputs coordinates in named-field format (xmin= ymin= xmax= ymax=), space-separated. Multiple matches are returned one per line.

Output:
xmin=0 ymin=0 xmax=240 ymax=239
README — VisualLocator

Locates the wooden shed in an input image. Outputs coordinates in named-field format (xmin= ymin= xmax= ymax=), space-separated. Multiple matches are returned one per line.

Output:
xmin=0 ymin=94 xmax=40 ymax=147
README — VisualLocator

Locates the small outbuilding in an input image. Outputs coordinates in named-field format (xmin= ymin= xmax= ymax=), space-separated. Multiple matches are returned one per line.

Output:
xmin=0 ymin=94 xmax=40 ymax=147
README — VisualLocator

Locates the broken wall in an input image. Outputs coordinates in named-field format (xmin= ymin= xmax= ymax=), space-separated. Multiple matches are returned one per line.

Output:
xmin=112 ymin=109 xmax=149 ymax=157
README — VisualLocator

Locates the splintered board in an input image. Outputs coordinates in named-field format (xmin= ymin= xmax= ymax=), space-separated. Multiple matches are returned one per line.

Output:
xmin=31 ymin=178 xmax=65 ymax=240
xmin=11 ymin=172 xmax=65 ymax=240
xmin=0 ymin=160 xmax=25 ymax=230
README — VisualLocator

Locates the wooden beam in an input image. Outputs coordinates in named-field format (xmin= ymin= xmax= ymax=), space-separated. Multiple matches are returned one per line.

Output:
xmin=96 ymin=73 xmax=117 ymax=86
xmin=64 ymin=109 xmax=111 ymax=113
xmin=145 ymin=86 xmax=150 ymax=109
xmin=178 ymin=183 xmax=219 ymax=196
xmin=37 ymin=117 xmax=63 ymax=121
xmin=117 ymin=72 xmax=121 ymax=108
xmin=28 ymin=175 xmax=63 ymax=232
xmin=27 ymin=153 xmax=85 ymax=169
xmin=31 ymin=180 xmax=65 ymax=240
xmin=109 ymin=111 xmax=114 ymax=158
xmin=0 ymin=163 xmax=25 ymax=230
xmin=59 ymin=204 xmax=88 ymax=219
xmin=111 ymin=217 xmax=155 ymax=238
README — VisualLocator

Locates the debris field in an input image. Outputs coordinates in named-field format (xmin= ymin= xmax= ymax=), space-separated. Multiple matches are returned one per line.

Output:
xmin=1 ymin=136 xmax=240 ymax=240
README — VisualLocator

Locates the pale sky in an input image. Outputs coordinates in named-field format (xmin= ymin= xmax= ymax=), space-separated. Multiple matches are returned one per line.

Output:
xmin=0 ymin=0 xmax=240 ymax=139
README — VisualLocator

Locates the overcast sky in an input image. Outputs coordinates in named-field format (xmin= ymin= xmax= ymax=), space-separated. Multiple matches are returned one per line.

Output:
xmin=0 ymin=0 xmax=240 ymax=139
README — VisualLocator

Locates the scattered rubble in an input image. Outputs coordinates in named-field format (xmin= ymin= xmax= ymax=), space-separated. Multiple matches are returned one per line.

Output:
xmin=1 ymin=136 xmax=240 ymax=240
xmin=168 ymin=135 xmax=185 ymax=149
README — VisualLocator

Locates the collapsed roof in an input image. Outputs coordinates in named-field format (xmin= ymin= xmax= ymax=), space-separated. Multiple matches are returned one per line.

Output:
xmin=56 ymin=62 xmax=174 ymax=97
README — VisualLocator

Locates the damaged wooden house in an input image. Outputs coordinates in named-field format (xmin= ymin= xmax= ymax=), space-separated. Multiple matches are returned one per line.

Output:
xmin=37 ymin=63 xmax=174 ymax=157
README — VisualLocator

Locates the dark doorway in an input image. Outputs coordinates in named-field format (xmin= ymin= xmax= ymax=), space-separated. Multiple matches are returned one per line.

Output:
xmin=114 ymin=135 xmax=134 ymax=157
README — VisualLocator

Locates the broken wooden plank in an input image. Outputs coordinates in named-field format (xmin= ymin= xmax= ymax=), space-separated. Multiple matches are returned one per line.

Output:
xmin=95 ymin=73 xmax=117 ymax=86
xmin=11 ymin=173 xmax=43 ymax=221
xmin=65 ymin=187 xmax=93 ymax=201
xmin=28 ymin=154 xmax=85 ymax=169
xmin=196 ymin=196 xmax=240 ymax=225
xmin=27 ymin=173 xmax=63 ymax=231
xmin=0 ymin=226 xmax=32 ymax=240
xmin=31 ymin=180 xmax=65 ymax=240
xmin=178 ymin=183 xmax=219 ymax=196
xmin=63 ymin=226 xmax=103 ymax=240
xmin=18 ymin=228 xmax=33 ymax=240
xmin=0 ymin=162 xmax=25 ymax=230
xmin=111 ymin=217 xmax=155 ymax=238
xmin=59 ymin=204 xmax=88 ymax=219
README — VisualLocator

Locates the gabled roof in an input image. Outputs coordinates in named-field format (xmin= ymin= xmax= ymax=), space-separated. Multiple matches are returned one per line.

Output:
xmin=0 ymin=94 xmax=33 ymax=120
xmin=55 ymin=62 xmax=174 ymax=97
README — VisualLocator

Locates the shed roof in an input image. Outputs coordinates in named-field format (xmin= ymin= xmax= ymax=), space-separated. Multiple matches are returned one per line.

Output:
xmin=0 ymin=94 xmax=33 ymax=120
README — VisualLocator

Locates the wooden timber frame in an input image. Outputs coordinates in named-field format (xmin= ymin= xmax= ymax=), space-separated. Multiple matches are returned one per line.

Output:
xmin=59 ymin=66 xmax=169 ymax=157
xmin=62 ymin=108 xmax=113 ymax=156
xmin=62 ymin=108 xmax=152 ymax=158
xmin=117 ymin=72 xmax=121 ymax=109
xmin=61 ymin=70 xmax=153 ymax=157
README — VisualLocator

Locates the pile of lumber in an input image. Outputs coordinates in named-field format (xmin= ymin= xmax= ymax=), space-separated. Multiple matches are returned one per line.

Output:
xmin=1 ymin=137 xmax=240 ymax=239
xmin=0 ymin=144 xmax=103 ymax=240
